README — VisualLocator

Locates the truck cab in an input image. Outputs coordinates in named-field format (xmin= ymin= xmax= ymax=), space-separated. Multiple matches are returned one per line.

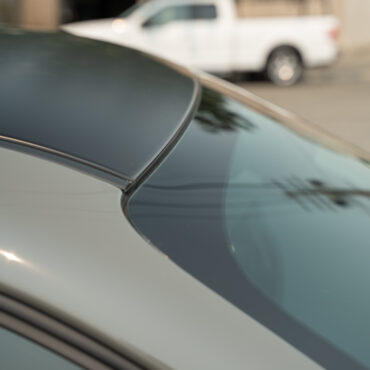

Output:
xmin=63 ymin=0 xmax=339 ymax=85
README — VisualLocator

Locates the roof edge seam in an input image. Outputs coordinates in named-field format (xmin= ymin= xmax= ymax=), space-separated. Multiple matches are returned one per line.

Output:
xmin=0 ymin=135 xmax=133 ymax=184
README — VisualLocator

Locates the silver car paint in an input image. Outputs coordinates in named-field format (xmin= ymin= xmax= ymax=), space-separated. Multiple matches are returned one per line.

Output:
xmin=0 ymin=147 xmax=322 ymax=370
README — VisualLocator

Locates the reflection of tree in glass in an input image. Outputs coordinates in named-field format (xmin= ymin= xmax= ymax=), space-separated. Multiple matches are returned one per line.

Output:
xmin=195 ymin=88 xmax=255 ymax=133
xmin=362 ymin=159 xmax=370 ymax=168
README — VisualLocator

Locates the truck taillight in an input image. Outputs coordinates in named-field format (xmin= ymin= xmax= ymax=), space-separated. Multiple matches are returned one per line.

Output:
xmin=329 ymin=27 xmax=340 ymax=41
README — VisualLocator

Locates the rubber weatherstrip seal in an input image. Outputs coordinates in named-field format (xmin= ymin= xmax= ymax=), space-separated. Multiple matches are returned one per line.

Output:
xmin=0 ymin=293 xmax=162 ymax=370
xmin=0 ymin=136 xmax=132 ymax=189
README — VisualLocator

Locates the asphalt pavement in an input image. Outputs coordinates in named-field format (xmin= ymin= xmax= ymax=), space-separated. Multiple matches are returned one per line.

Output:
xmin=238 ymin=49 xmax=370 ymax=154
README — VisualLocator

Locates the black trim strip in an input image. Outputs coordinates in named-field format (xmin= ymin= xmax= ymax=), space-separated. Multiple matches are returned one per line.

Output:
xmin=0 ymin=294 xmax=148 ymax=370
xmin=0 ymin=136 xmax=132 ymax=184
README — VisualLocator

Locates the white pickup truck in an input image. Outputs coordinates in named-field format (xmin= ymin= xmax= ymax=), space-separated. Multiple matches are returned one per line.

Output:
xmin=63 ymin=0 xmax=339 ymax=85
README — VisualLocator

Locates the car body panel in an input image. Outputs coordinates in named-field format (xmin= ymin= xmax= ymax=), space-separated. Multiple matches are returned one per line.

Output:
xmin=0 ymin=147 xmax=321 ymax=370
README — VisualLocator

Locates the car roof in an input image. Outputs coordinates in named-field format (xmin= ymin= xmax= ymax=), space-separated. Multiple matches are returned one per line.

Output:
xmin=0 ymin=147 xmax=320 ymax=370
xmin=0 ymin=27 xmax=198 ymax=188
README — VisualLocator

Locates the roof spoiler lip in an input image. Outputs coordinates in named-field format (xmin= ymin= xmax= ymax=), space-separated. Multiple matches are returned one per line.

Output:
xmin=123 ymin=63 xmax=202 ymax=196
xmin=0 ymin=36 xmax=200 ymax=191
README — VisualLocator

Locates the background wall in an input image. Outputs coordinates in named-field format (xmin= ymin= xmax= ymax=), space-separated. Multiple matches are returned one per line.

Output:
xmin=236 ymin=0 xmax=370 ymax=51
xmin=20 ymin=0 xmax=60 ymax=30
xmin=1 ymin=0 xmax=369 ymax=52
xmin=333 ymin=0 xmax=370 ymax=51
xmin=0 ymin=0 xmax=134 ymax=29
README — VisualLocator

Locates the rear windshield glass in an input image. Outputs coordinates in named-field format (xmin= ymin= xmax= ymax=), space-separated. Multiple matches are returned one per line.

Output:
xmin=0 ymin=30 xmax=195 ymax=183
xmin=128 ymin=86 xmax=370 ymax=370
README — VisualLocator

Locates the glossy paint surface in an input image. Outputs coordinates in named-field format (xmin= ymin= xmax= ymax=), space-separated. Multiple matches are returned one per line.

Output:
xmin=0 ymin=147 xmax=321 ymax=370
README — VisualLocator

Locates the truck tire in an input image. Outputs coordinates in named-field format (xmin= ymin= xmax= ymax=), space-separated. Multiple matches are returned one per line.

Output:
xmin=266 ymin=47 xmax=303 ymax=86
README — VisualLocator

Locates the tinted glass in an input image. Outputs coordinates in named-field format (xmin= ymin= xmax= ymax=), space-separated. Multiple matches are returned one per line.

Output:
xmin=128 ymin=87 xmax=370 ymax=369
xmin=144 ymin=6 xmax=192 ymax=27
xmin=193 ymin=5 xmax=217 ymax=20
xmin=0 ymin=327 xmax=82 ymax=369
xmin=0 ymin=29 xmax=195 ymax=182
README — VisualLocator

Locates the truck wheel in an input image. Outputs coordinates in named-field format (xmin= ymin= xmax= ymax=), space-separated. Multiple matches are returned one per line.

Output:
xmin=266 ymin=47 xmax=303 ymax=86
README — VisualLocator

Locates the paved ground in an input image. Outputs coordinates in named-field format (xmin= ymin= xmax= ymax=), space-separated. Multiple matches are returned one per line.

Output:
xmin=238 ymin=49 xmax=370 ymax=153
